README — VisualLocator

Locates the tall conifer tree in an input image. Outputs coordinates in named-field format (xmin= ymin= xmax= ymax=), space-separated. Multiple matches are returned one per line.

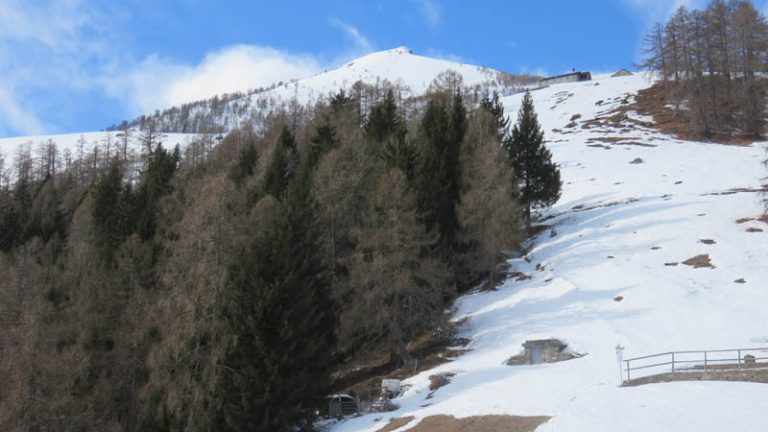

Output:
xmin=506 ymin=91 xmax=561 ymax=222
xmin=217 ymin=148 xmax=335 ymax=432
xmin=263 ymin=126 xmax=298 ymax=200
xmin=414 ymin=92 xmax=466 ymax=256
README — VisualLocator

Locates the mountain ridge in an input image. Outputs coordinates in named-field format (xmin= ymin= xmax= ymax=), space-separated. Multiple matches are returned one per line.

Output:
xmin=106 ymin=47 xmax=539 ymax=135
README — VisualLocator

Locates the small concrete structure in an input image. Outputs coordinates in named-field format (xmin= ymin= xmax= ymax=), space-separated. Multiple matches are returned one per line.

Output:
xmin=540 ymin=71 xmax=592 ymax=86
xmin=612 ymin=69 xmax=634 ymax=77
xmin=506 ymin=339 xmax=580 ymax=366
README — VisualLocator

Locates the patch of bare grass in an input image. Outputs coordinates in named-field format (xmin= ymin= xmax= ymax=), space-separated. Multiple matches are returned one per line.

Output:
xmin=682 ymin=254 xmax=714 ymax=269
xmin=428 ymin=372 xmax=456 ymax=391
xmin=384 ymin=415 xmax=551 ymax=432
xmin=376 ymin=416 xmax=416 ymax=432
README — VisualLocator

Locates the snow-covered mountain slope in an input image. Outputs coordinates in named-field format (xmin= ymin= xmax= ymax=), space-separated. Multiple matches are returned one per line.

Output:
xmin=0 ymin=48 xmax=523 ymax=175
xmin=331 ymin=74 xmax=768 ymax=431
xmin=257 ymin=46 xmax=502 ymax=102
xmin=118 ymin=47 xmax=532 ymax=134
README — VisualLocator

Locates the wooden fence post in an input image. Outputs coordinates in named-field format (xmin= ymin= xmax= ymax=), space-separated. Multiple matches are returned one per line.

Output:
xmin=625 ymin=360 xmax=631 ymax=381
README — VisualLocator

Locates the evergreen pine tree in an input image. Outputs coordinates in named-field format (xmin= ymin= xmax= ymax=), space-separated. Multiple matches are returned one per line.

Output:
xmin=229 ymin=142 xmax=258 ymax=186
xmin=364 ymin=89 xmax=414 ymax=176
xmin=308 ymin=118 xmax=338 ymax=169
xmin=480 ymin=91 xmax=510 ymax=137
xmin=506 ymin=91 xmax=561 ymax=222
xmin=414 ymin=92 xmax=466 ymax=256
xmin=329 ymin=89 xmax=355 ymax=114
xmin=364 ymin=89 xmax=404 ymax=144
xmin=217 ymin=168 xmax=335 ymax=431
xmin=135 ymin=144 xmax=180 ymax=241
xmin=92 ymin=159 xmax=126 ymax=262
xmin=262 ymin=126 xmax=298 ymax=200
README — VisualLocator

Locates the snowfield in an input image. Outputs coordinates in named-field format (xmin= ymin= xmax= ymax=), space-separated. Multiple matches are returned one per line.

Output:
xmin=331 ymin=74 xmax=768 ymax=431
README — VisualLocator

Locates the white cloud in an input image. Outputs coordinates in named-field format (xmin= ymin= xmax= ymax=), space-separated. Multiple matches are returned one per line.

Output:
xmin=413 ymin=0 xmax=441 ymax=28
xmin=0 ymin=1 xmax=378 ymax=134
xmin=104 ymin=19 xmax=378 ymax=117
xmin=330 ymin=19 xmax=373 ymax=54
xmin=0 ymin=0 xmax=114 ymax=136
xmin=0 ymin=85 xmax=46 ymax=136
xmin=623 ymin=0 xmax=710 ymax=23
xmin=107 ymin=46 xmax=323 ymax=113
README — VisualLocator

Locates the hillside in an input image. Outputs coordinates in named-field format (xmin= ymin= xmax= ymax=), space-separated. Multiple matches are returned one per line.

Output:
xmin=0 ymin=48 xmax=534 ymax=163
xmin=1 ymin=50 xmax=767 ymax=432
xmin=329 ymin=74 xmax=768 ymax=431
xmin=110 ymin=47 xmax=537 ymax=134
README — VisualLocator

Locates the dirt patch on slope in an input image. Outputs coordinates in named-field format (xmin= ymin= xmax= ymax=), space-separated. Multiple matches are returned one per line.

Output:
xmin=377 ymin=416 xmax=416 ymax=432
xmin=378 ymin=415 xmax=551 ymax=432
xmin=682 ymin=254 xmax=714 ymax=269
xmin=631 ymin=83 xmax=757 ymax=145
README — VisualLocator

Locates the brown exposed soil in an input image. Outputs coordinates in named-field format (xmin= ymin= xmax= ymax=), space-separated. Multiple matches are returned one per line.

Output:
xmin=429 ymin=372 xmax=455 ymax=392
xmin=682 ymin=254 xmax=714 ymax=269
xmin=586 ymin=136 xmax=657 ymax=147
xmin=736 ymin=215 xmax=768 ymax=224
xmin=631 ymin=83 xmax=757 ymax=145
xmin=426 ymin=372 xmax=456 ymax=399
xmin=377 ymin=416 xmax=416 ymax=432
xmin=332 ymin=332 xmax=470 ymax=394
xmin=377 ymin=415 xmax=551 ymax=432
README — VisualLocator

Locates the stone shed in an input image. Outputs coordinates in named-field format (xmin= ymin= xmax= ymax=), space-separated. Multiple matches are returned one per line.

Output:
xmin=506 ymin=339 xmax=581 ymax=366
xmin=611 ymin=69 xmax=634 ymax=77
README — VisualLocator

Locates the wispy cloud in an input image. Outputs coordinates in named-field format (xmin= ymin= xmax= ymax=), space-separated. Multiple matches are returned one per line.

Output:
xmin=0 ymin=2 xmax=378 ymax=135
xmin=425 ymin=48 xmax=467 ymax=64
xmin=109 ymin=19 xmax=376 ymax=113
xmin=330 ymin=19 xmax=373 ymax=54
xmin=622 ymin=0 xmax=709 ymax=24
xmin=0 ymin=0 xmax=114 ymax=135
xmin=105 ymin=46 xmax=323 ymax=113
xmin=412 ymin=0 xmax=441 ymax=29
xmin=0 ymin=85 xmax=46 ymax=136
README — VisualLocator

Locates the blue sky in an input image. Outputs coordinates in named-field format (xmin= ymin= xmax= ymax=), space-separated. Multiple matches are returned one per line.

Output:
xmin=1 ymin=0 xmax=765 ymax=137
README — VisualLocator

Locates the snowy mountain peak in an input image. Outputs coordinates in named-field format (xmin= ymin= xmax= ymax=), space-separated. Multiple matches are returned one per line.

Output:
xmin=390 ymin=46 xmax=414 ymax=54
xmin=94 ymin=47 xmax=533 ymax=135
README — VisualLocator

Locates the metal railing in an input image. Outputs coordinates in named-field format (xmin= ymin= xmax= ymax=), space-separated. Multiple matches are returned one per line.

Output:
xmin=623 ymin=347 xmax=768 ymax=383
xmin=327 ymin=383 xmax=411 ymax=418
